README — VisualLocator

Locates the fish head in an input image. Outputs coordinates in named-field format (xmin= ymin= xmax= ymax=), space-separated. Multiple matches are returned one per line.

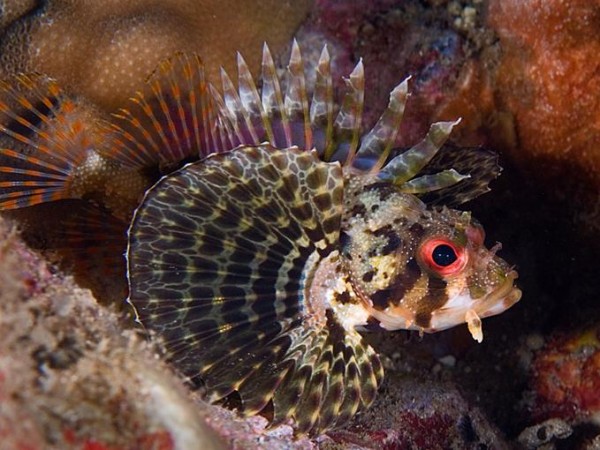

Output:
xmin=341 ymin=186 xmax=521 ymax=342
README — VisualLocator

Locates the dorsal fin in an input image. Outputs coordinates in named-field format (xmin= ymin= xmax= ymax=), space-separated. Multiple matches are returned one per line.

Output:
xmin=310 ymin=46 xmax=335 ymax=159
xmin=415 ymin=144 xmax=502 ymax=206
xmin=208 ymin=44 xmax=479 ymax=199
xmin=284 ymin=39 xmax=311 ymax=150
xmin=0 ymin=74 xmax=94 ymax=209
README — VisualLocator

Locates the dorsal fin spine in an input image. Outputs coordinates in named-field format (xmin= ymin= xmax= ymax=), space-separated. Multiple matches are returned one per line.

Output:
xmin=285 ymin=39 xmax=312 ymax=151
xmin=379 ymin=119 xmax=460 ymax=185
xmin=311 ymin=46 xmax=335 ymax=160
xmin=261 ymin=43 xmax=291 ymax=147
xmin=354 ymin=78 xmax=409 ymax=174
xmin=236 ymin=52 xmax=272 ymax=145
xmin=334 ymin=60 xmax=364 ymax=167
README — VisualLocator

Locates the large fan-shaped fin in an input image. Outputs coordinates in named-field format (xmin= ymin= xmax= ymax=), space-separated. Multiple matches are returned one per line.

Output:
xmin=0 ymin=75 xmax=94 ymax=209
xmin=127 ymin=144 xmax=381 ymax=434
xmin=107 ymin=53 xmax=216 ymax=169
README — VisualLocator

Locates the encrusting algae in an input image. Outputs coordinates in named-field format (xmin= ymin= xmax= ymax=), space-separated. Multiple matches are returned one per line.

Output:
xmin=0 ymin=41 xmax=522 ymax=435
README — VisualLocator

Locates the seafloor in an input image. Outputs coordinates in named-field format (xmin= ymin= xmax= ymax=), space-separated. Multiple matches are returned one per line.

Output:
xmin=1 ymin=1 xmax=599 ymax=449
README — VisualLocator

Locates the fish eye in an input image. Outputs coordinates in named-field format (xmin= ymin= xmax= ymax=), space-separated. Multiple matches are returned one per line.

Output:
xmin=419 ymin=238 xmax=467 ymax=277
xmin=432 ymin=244 xmax=457 ymax=266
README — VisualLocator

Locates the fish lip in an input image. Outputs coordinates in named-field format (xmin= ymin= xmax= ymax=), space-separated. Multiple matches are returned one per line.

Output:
xmin=422 ymin=272 xmax=521 ymax=333
xmin=419 ymin=270 xmax=522 ymax=333
xmin=476 ymin=269 xmax=522 ymax=319
xmin=361 ymin=270 xmax=522 ymax=333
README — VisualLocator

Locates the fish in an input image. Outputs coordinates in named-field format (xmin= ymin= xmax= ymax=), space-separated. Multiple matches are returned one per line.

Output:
xmin=0 ymin=40 xmax=522 ymax=435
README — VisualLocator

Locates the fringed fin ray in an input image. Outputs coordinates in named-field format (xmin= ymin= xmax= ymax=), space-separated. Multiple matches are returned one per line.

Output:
xmin=261 ymin=43 xmax=291 ymax=148
xmin=378 ymin=119 xmax=460 ymax=185
xmin=398 ymin=169 xmax=470 ymax=194
xmin=236 ymin=52 xmax=273 ymax=144
xmin=220 ymin=67 xmax=255 ymax=145
xmin=108 ymin=53 xmax=215 ymax=169
xmin=331 ymin=61 xmax=364 ymax=164
xmin=352 ymin=78 xmax=409 ymax=172
xmin=415 ymin=144 xmax=502 ymax=206
xmin=284 ymin=39 xmax=312 ymax=150
xmin=0 ymin=75 xmax=93 ymax=209
xmin=310 ymin=46 xmax=335 ymax=160
xmin=209 ymin=84 xmax=238 ymax=152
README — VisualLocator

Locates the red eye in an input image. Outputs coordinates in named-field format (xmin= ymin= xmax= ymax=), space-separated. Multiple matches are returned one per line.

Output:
xmin=419 ymin=238 xmax=468 ymax=277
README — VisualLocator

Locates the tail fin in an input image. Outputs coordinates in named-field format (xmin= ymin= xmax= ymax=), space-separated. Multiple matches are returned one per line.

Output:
xmin=0 ymin=75 xmax=92 ymax=209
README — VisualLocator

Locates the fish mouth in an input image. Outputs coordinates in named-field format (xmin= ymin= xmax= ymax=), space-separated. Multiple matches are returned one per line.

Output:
xmin=427 ymin=269 xmax=521 ymax=341
xmin=361 ymin=270 xmax=522 ymax=337
xmin=416 ymin=270 xmax=521 ymax=337
xmin=477 ymin=270 xmax=522 ymax=319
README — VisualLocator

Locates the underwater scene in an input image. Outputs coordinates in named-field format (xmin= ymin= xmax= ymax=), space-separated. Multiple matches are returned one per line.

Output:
xmin=0 ymin=1 xmax=598 ymax=449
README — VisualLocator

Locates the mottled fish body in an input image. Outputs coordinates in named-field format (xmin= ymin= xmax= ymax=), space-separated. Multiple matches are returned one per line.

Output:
xmin=0 ymin=41 xmax=521 ymax=434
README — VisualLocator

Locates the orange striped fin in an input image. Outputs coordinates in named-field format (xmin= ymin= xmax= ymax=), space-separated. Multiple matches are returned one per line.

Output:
xmin=0 ymin=74 xmax=93 ymax=210
xmin=107 ymin=53 xmax=217 ymax=169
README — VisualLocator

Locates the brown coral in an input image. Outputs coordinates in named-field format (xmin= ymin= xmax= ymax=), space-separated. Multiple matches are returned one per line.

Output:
xmin=0 ymin=0 xmax=312 ymax=111
xmin=487 ymin=0 xmax=600 ymax=233
xmin=531 ymin=327 xmax=600 ymax=424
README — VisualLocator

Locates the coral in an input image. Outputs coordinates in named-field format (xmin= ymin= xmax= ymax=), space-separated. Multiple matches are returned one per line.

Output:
xmin=487 ymin=0 xmax=600 ymax=233
xmin=293 ymin=0 xmax=496 ymax=147
xmin=0 ymin=218 xmax=225 ymax=449
xmin=0 ymin=217 xmax=319 ymax=449
xmin=323 ymin=375 xmax=508 ymax=449
xmin=0 ymin=0 xmax=36 ymax=28
xmin=530 ymin=326 xmax=600 ymax=425
xmin=0 ymin=0 xmax=312 ymax=112
xmin=517 ymin=418 xmax=573 ymax=449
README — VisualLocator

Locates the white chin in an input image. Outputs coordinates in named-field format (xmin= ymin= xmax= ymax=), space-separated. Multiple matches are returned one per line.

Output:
xmin=429 ymin=278 xmax=522 ymax=333
xmin=369 ymin=275 xmax=521 ymax=336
